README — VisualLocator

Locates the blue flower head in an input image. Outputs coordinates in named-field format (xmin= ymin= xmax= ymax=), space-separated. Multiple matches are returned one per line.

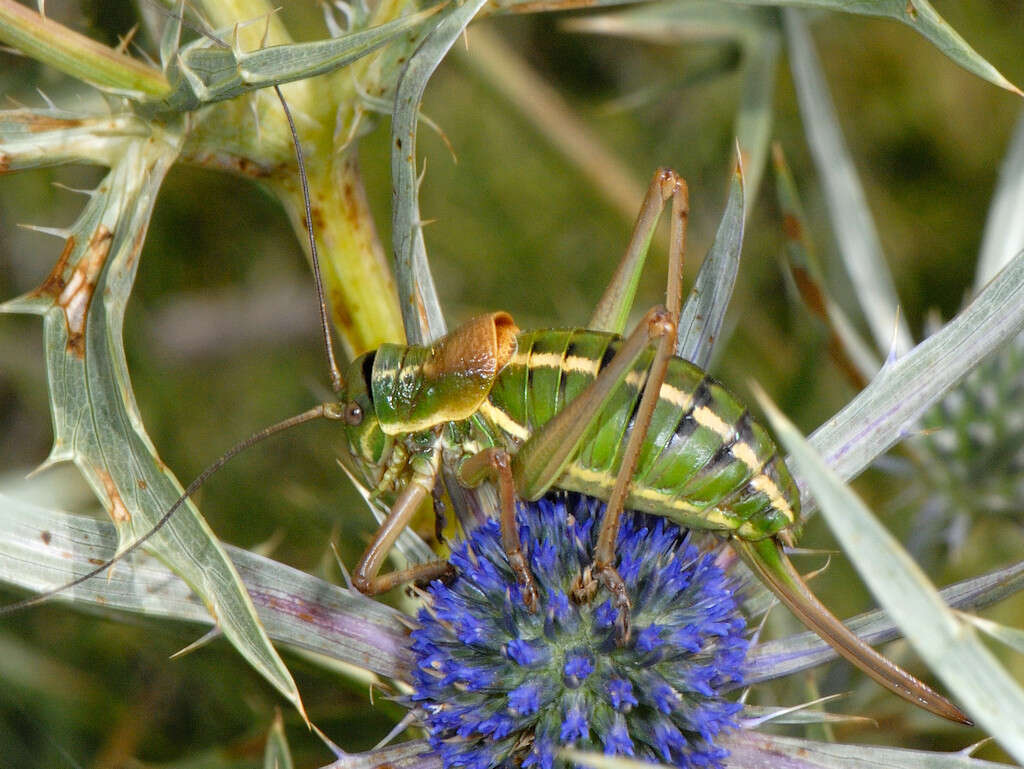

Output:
xmin=411 ymin=494 xmax=747 ymax=769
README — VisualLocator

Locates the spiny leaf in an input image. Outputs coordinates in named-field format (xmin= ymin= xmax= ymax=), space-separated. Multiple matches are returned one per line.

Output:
xmin=319 ymin=738 xmax=439 ymax=769
xmin=0 ymin=0 xmax=169 ymax=97
xmin=759 ymin=388 xmax=1024 ymax=762
xmin=784 ymin=8 xmax=913 ymax=356
xmin=771 ymin=141 xmax=878 ymax=383
xmin=745 ymin=558 xmax=1024 ymax=684
xmin=723 ymin=731 xmax=1016 ymax=769
xmin=0 ymin=107 xmax=150 ymax=172
xmin=0 ymin=495 xmax=415 ymax=680
xmin=676 ymin=158 xmax=745 ymax=367
xmin=0 ymin=129 xmax=307 ymax=719
xmin=264 ymin=711 xmax=293 ymax=769
xmin=959 ymin=612 xmax=1024 ymax=656
xmin=807 ymin=248 xmax=1024 ymax=500
xmin=975 ymin=110 xmax=1024 ymax=292
xmin=735 ymin=29 xmax=779 ymax=208
xmin=392 ymin=0 xmax=487 ymax=345
xmin=730 ymin=0 xmax=1022 ymax=96
xmin=154 ymin=7 xmax=442 ymax=114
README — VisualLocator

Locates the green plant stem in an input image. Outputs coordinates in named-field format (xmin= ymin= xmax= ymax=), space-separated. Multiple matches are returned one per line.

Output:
xmin=183 ymin=0 xmax=409 ymax=355
xmin=273 ymin=152 xmax=405 ymax=358
xmin=0 ymin=0 xmax=168 ymax=97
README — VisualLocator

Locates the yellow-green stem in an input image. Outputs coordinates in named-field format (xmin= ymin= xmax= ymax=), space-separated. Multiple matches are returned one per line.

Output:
xmin=274 ymin=152 xmax=405 ymax=358
xmin=0 ymin=0 xmax=169 ymax=97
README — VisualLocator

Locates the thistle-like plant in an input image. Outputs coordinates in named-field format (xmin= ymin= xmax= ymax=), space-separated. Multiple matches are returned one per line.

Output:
xmin=2 ymin=0 xmax=1024 ymax=767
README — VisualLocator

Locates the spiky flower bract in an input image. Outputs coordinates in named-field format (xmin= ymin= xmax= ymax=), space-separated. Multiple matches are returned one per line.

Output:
xmin=916 ymin=333 xmax=1024 ymax=529
xmin=410 ymin=494 xmax=748 ymax=769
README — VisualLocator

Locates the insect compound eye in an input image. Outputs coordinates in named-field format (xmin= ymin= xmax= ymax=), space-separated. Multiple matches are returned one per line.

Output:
xmin=344 ymin=402 xmax=363 ymax=425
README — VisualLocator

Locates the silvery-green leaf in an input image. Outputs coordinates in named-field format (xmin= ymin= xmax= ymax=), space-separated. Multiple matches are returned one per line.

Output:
xmin=959 ymin=612 xmax=1024 ymax=656
xmin=154 ymin=8 xmax=441 ymax=113
xmin=771 ymin=141 xmax=878 ymax=381
xmin=759 ymin=391 xmax=1024 ymax=761
xmin=975 ymin=110 xmax=1024 ymax=292
xmin=742 ymin=700 xmax=871 ymax=726
xmin=559 ymin=750 xmax=672 ymax=769
xmin=730 ymin=0 xmax=1022 ymax=96
xmin=321 ymin=739 xmax=438 ymax=769
xmin=567 ymin=741 xmax=1021 ymax=769
xmin=735 ymin=28 xmax=779 ymax=208
xmin=0 ymin=107 xmax=150 ymax=171
xmin=808 ymin=248 xmax=1024 ymax=499
xmin=0 ymin=0 xmax=169 ymax=98
xmin=0 ymin=130 xmax=306 ymax=718
xmin=392 ymin=2 xmax=488 ymax=345
xmin=784 ymin=8 xmax=913 ymax=357
xmin=722 ymin=731 xmax=1014 ymax=769
xmin=264 ymin=712 xmax=293 ymax=769
xmin=562 ymin=1 xmax=773 ymax=49
xmin=744 ymin=558 xmax=1024 ymax=684
xmin=677 ymin=160 xmax=745 ymax=367
xmin=159 ymin=0 xmax=184 ymax=73
xmin=0 ymin=495 xmax=414 ymax=680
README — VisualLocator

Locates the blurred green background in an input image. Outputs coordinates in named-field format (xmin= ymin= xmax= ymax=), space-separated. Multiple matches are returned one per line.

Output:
xmin=1 ymin=0 xmax=1023 ymax=765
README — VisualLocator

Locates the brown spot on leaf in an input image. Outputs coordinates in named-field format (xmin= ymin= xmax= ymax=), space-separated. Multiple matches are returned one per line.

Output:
xmin=329 ymin=287 xmax=355 ymax=338
xmin=21 ymin=113 xmax=83 ymax=132
xmin=41 ymin=531 xmax=52 ymax=545
xmin=181 ymin=150 xmax=276 ymax=178
xmin=505 ymin=0 xmax=597 ymax=13
xmin=137 ymin=479 xmax=147 ymax=490
xmin=905 ymin=0 xmax=917 ymax=19
xmin=791 ymin=266 xmax=827 ymax=319
xmin=60 ymin=226 xmax=113 ymax=357
xmin=0 ymin=153 xmax=9 ymax=174
xmin=781 ymin=213 xmax=802 ymax=242
xmin=309 ymin=204 xmax=326 ymax=233
xmin=34 ymin=236 xmax=76 ymax=298
xmin=97 ymin=468 xmax=132 ymax=523
xmin=232 ymin=155 xmax=271 ymax=178
xmin=88 ymin=557 xmax=105 ymax=565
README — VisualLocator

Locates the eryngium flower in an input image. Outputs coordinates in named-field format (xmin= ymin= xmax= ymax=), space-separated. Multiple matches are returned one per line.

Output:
xmin=410 ymin=494 xmax=748 ymax=769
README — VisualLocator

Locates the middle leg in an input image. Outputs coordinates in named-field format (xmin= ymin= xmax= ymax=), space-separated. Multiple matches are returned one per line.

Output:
xmin=457 ymin=447 xmax=539 ymax=611
xmin=592 ymin=174 xmax=689 ymax=642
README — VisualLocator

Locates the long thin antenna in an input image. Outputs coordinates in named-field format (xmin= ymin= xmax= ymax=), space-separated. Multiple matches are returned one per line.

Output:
xmin=273 ymin=85 xmax=344 ymax=393
xmin=0 ymin=404 xmax=343 ymax=617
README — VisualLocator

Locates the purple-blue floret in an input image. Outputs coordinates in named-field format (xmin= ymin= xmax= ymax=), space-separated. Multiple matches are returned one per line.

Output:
xmin=410 ymin=494 xmax=747 ymax=769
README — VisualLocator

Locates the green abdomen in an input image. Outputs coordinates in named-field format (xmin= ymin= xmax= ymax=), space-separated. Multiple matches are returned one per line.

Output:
xmin=484 ymin=329 xmax=800 ymax=540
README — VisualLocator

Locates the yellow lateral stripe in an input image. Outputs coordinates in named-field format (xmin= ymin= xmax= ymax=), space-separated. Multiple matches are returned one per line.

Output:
xmin=512 ymin=350 xmax=603 ymax=376
xmin=479 ymin=400 xmax=531 ymax=441
xmin=659 ymin=382 xmax=693 ymax=411
xmin=692 ymin=405 xmax=734 ymax=441
xmin=562 ymin=464 xmax=704 ymax=515
xmin=750 ymin=473 xmax=795 ymax=522
xmin=512 ymin=350 xmax=696 ymax=413
xmin=564 ymin=355 xmax=601 ymax=375
xmin=730 ymin=440 xmax=762 ymax=472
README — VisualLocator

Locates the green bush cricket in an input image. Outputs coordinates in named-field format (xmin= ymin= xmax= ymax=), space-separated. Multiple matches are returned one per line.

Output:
xmin=337 ymin=167 xmax=968 ymax=725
